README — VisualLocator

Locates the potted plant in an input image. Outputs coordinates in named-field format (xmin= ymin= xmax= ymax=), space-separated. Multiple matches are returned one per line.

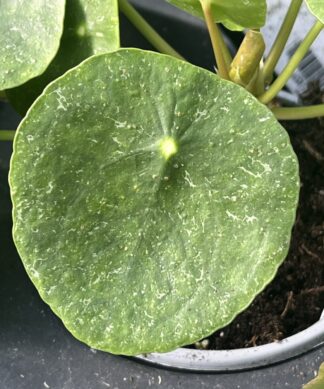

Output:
xmin=0 ymin=0 xmax=323 ymax=387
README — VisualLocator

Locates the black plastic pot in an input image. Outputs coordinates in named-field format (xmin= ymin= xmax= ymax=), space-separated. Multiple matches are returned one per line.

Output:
xmin=1 ymin=2 xmax=323 ymax=388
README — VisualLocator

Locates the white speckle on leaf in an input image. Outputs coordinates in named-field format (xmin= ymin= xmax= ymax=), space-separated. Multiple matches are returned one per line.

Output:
xmin=239 ymin=166 xmax=261 ymax=178
xmin=244 ymin=215 xmax=258 ymax=224
xmin=259 ymin=116 xmax=271 ymax=122
xmin=226 ymin=210 xmax=239 ymax=221
xmin=184 ymin=170 xmax=196 ymax=188
xmin=46 ymin=181 xmax=54 ymax=194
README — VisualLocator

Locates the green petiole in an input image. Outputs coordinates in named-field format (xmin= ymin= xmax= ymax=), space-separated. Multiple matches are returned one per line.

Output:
xmin=246 ymin=61 xmax=265 ymax=96
xmin=200 ymin=0 xmax=230 ymax=80
xmin=260 ymin=20 xmax=324 ymax=105
xmin=215 ymin=25 xmax=232 ymax=70
xmin=263 ymin=0 xmax=303 ymax=84
xmin=0 ymin=130 xmax=15 ymax=141
xmin=272 ymin=104 xmax=324 ymax=120
xmin=118 ymin=0 xmax=184 ymax=60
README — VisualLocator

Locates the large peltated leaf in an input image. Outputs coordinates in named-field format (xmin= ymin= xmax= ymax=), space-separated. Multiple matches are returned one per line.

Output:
xmin=0 ymin=0 xmax=65 ymax=90
xmin=305 ymin=0 xmax=324 ymax=23
xmin=10 ymin=49 xmax=299 ymax=355
xmin=6 ymin=0 xmax=120 ymax=115
xmin=166 ymin=0 xmax=267 ymax=31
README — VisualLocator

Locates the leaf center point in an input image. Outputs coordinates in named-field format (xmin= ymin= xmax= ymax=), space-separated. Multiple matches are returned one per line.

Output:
xmin=159 ymin=136 xmax=178 ymax=160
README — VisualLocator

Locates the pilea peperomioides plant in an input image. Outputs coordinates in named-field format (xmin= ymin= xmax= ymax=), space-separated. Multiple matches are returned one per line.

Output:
xmin=1 ymin=0 xmax=324 ymax=355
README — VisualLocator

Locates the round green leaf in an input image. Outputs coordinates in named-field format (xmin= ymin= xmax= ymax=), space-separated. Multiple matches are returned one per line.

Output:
xmin=166 ymin=0 xmax=267 ymax=31
xmin=10 ymin=49 xmax=299 ymax=355
xmin=0 ymin=0 xmax=65 ymax=90
xmin=305 ymin=0 xmax=324 ymax=23
xmin=6 ymin=0 xmax=120 ymax=115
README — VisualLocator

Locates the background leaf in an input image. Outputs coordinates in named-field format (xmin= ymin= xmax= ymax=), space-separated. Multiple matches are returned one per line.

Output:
xmin=7 ymin=0 xmax=120 ymax=115
xmin=10 ymin=49 xmax=299 ymax=355
xmin=0 ymin=0 xmax=65 ymax=90
xmin=305 ymin=0 xmax=324 ymax=24
xmin=166 ymin=0 xmax=267 ymax=31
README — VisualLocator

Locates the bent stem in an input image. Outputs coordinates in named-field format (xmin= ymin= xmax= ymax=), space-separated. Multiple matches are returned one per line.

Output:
xmin=229 ymin=30 xmax=265 ymax=87
xmin=0 ymin=130 xmax=15 ymax=141
xmin=200 ymin=0 xmax=230 ymax=79
xmin=263 ymin=0 xmax=303 ymax=83
xmin=260 ymin=20 xmax=324 ymax=105
xmin=118 ymin=0 xmax=184 ymax=60
xmin=272 ymin=104 xmax=324 ymax=120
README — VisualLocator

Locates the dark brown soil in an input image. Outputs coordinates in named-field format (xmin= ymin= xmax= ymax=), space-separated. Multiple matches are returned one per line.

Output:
xmin=191 ymin=86 xmax=324 ymax=350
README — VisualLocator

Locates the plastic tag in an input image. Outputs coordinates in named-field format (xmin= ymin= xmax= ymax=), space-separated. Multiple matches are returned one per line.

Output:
xmin=262 ymin=0 xmax=324 ymax=97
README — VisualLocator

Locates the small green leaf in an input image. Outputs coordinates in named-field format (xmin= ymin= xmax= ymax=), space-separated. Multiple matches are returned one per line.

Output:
xmin=0 ymin=0 xmax=66 ymax=90
xmin=7 ymin=0 xmax=120 ymax=115
xmin=166 ymin=0 xmax=267 ymax=31
xmin=305 ymin=0 xmax=324 ymax=24
xmin=303 ymin=363 xmax=324 ymax=389
xmin=10 ymin=49 xmax=299 ymax=355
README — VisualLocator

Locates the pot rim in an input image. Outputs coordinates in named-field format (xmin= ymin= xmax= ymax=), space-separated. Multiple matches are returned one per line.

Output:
xmin=134 ymin=313 xmax=324 ymax=372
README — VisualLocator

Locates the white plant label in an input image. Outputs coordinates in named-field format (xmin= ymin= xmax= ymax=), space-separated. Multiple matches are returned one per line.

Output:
xmin=263 ymin=0 xmax=324 ymax=96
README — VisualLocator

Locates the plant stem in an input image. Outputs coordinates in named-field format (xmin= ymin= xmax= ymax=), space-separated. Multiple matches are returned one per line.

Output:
xmin=272 ymin=104 xmax=324 ymax=120
xmin=255 ymin=60 xmax=265 ymax=96
xmin=118 ymin=0 xmax=184 ymax=60
xmin=263 ymin=0 xmax=303 ymax=83
xmin=229 ymin=30 xmax=265 ymax=87
xmin=259 ymin=20 xmax=324 ymax=104
xmin=217 ymin=27 xmax=232 ymax=70
xmin=200 ymin=0 xmax=229 ymax=79
xmin=0 ymin=130 xmax=15 ymax=141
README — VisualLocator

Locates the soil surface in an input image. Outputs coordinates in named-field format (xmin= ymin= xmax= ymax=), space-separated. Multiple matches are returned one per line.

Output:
xmin=191 ymin=85 xmax=324 ymax=350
